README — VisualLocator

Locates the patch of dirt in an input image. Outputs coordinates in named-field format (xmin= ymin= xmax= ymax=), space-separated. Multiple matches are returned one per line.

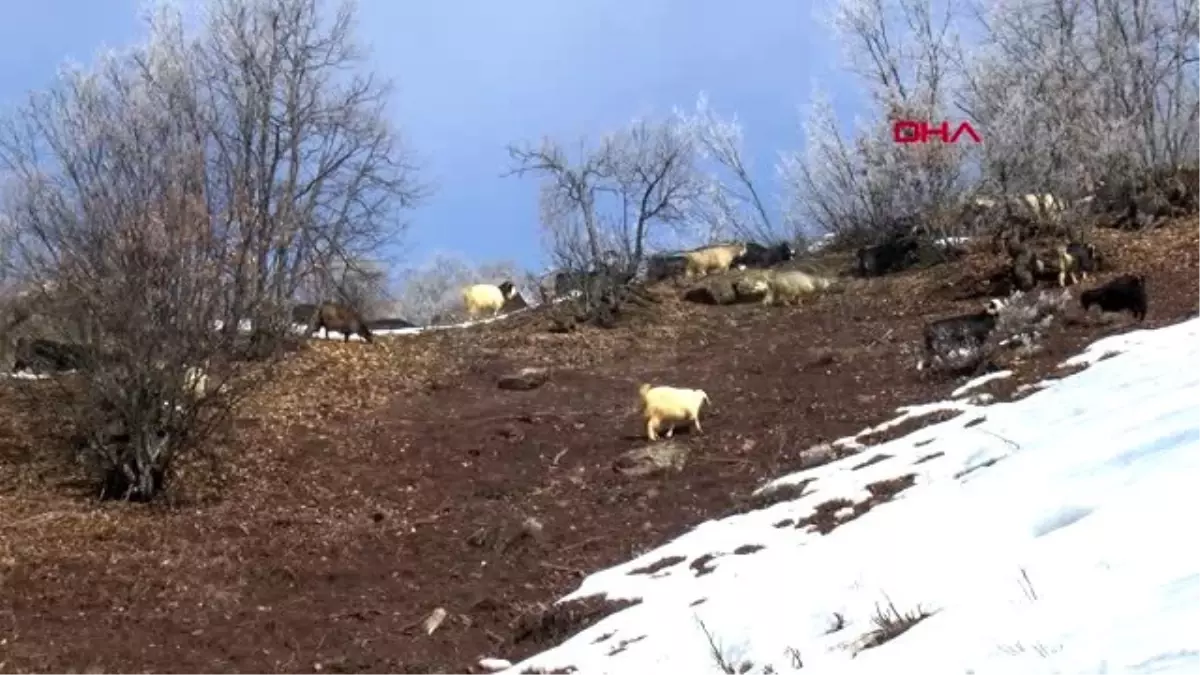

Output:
xmin=852 ymin=454 xmax=893 ymax=470
xmin=690 ymin=554 xmax=719 ymax=577
xmin=511 ymin=595 xmax=641 ymax=650
xmin=731 ymin=478 xmax=816 ymax=516
xmin=0 ymin=221 xmax=1195 ymax=672
xmin=856 ymin=409 xmax=965 ymax=446
xmin=628 ymin=556 xmax=686 ymax=575
xmin=797 ymin=474 xmax=919 ymax=535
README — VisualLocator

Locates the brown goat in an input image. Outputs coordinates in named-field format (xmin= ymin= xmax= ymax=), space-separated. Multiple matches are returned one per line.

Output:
xmin=307 ymin=302 xmax=373 ymax=343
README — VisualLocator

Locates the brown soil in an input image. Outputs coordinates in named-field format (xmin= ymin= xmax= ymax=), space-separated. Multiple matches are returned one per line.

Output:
xmin=0 ymin=220 xmax=1196 ymax=673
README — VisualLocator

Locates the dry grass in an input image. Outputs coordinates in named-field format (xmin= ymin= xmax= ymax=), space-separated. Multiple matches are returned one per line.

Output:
xmin=857 ymin=410 xmax=964 ymax=446
xmin=797 ymin=474 xmax=918 ymax=535
xmin=858 ymin=596 xmax=935 ymax=651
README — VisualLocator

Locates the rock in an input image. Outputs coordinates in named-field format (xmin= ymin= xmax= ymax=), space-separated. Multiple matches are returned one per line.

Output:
xmin=733 ymin=275 xmax=770 ymax=302
xmin=614 ymin=440 xmax=690 ymax=477
xmin=479 ymin=658 xmax=513 ymax=672
xmin=497 ymin=367 xmax=549 ymax=391
xmin=683 ymin=272 xmax=772 ymax=306
xmin=683 ymin=280 xmax=736 ymax=305
xmin=422 ymin=607 xmax=447 ymax=635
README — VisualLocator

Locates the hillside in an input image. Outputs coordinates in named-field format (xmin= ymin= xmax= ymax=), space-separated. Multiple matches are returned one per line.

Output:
xmin=0 ymin=220 xmax=1196 ymax=673
xmin=504 ymin=315 xmax=1200 ymax=675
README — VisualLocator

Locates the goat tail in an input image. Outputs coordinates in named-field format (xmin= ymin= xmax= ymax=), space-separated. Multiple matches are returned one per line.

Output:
xmin=637 ymin=383 xmax=653 ymax=399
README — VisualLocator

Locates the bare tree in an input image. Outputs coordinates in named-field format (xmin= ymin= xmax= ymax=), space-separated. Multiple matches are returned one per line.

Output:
xmin=193 ymin=0 xmax=427 ymax=332
xmin=507 ymin=115 xmax=706 ymax=275
xmin=507 ymin=116 xmax=703 ymax=326
xmin=780 ymin=0 xmax=972 ymax=248
xmin=0 ymin=0 xmax=424 ymax=500
xmin=676 ymin=93 xmax=789 ymax=244
xmin=958 ymin=0 xmax=1198 ymax=203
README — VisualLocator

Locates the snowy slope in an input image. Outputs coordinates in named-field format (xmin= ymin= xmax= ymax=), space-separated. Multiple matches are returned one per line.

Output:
xmin=498 ymin=318 xmax=1200 ymax=675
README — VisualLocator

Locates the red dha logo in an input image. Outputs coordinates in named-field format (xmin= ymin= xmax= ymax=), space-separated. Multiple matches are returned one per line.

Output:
xmin=893 ymin=120 xmax=982 ymax=144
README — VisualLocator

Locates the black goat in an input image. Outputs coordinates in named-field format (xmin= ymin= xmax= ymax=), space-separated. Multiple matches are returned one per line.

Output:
xmin=1066 ymin=242 xmax=1100 ymax=278
xmin=500 ymin=290 xmax=530 ymax=313
xmin=857 ymin=236 xmax=920 ymax=278
xmin=291 ymin=303 xmax=318 ymax=324
xmin=551 ymin=266 xmax=633 ymax=298
xmin=644 ymin=254 xmax=689 ymax=283
xmin=12 ymin=337 xmax=94 ymax=373
xmin=734 ymin=242 xmax=796 ymax=269
xmin=1080 ymin=274 xmax=1147 ymax=321
xmin=922 ymin=298 xmax=1006 ymax=364
xmin=307 ymin=302 xmax=373 ymax=343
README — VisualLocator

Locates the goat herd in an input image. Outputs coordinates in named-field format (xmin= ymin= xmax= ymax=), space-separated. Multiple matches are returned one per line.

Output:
xmin=212 ymin=217 xmax=1160 ymax=444
xmin=5 ymin=188 xmax=1156 ymax=448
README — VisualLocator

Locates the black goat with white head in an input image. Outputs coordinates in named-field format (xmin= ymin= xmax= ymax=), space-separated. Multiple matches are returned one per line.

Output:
xmin=920 ymin=298 xmax=1006 ymax=370
xmin=734 ymin=242 xmax=796 ymax=270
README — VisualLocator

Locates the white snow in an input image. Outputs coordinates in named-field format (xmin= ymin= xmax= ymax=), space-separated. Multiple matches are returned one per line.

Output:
xmin=952 ymin=370 xmax=1013 ymax=398
xmin=501 ymin=318 xmax=1200 ymax=675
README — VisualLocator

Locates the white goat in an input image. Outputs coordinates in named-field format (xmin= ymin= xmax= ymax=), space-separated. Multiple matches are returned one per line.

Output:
xmin=462 ymin=281 xmax=517 ymax=318
xmin=764 ymin=270 xmax=836 ymax=306
xmin=183 ymin=366 xmax=209 ymax=399
xmin=638 ymin=383 xmax=710 ymax=441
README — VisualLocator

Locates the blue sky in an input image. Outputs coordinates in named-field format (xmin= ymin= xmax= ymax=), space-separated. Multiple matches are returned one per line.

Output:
xmin=0 ymin=0 xmax=865 ymax=275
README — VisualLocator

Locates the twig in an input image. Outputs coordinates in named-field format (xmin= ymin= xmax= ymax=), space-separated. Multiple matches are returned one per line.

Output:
xmin=539 ymin=561 xmax=584 ymax=576
xmin=977 ymin=428 xmax=1020 ymax=449
xmin=561 ymin=535 xmax=604 ymax=552
xmin=695 ymin=616 xmax=736 ymax=674
xmin=697 ymin=456 xmax=754 ymax=465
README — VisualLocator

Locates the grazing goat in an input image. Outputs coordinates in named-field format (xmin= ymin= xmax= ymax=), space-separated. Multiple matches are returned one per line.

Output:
xmin=1051 ymin=240 xmax=1099 ymax=284
xmin=638 ymin=383 xmax=710 ymax=442
xmin=922 ymin=298 xmax=1006 ymax=365
xmin=540 ymin=269 xmax=594 ymax=302
xmin=538 ymin=271 xmax=562 ymax=303
xmin=1019 ymin=193 xmax=1065 ymax=221
xmin=734 ymin=242 xmax=796 ymax=270
xmin=763 ymin=270 xmax=836 ymax=306
xmin=500 ymin=290 xmax=530 ymax=313
xmin=307 ymin=302 xmax=373 ymax=343
xmin=183 ymin=366 xmax=209 ymax=398
xmin=462 ymin=281 xmax=517 ymax=318
xmin=974 ymin=194 xmax=1065 ymax=221
xmin=1066 ymin=242 xmax=1100 ymax=278
xmin=645 ymin=254 xmax=689 ymax=283
xmin=857 ymin=236 xmax=920 ymax=277
xmin=291 ymin=303 xmax=318 ymax=325
xmin=1081 ymin=274 xmax=1147 ymax=322
xmin=11 ymin=337 xmax=92 ymax=373
xmin=1049 ymin=244 xmax=1083 ymax=287
xmin=682 ymin=243 xmax=747 ymax=279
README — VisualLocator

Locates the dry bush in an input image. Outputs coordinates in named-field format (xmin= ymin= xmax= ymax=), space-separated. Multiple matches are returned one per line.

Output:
xmin=858 ymin=597 xmax=934 ymax=651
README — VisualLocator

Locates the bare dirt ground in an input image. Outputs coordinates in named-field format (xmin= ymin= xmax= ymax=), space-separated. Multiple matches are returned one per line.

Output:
xmin=1 ymin=220 xmax=1196 ymax=674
